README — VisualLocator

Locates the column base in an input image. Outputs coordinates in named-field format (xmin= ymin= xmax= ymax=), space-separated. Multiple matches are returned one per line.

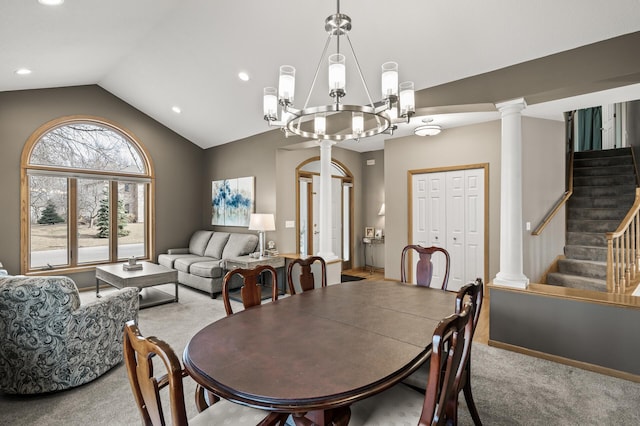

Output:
xmin=493 ymin=272 xmax=529 ymax=289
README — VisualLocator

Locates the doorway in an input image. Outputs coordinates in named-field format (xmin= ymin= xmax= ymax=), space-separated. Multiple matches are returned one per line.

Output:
xmin=297 ymin=158 xmax=353 ymax=270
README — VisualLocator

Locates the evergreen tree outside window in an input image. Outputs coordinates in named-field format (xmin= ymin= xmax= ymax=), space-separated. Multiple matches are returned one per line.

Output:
xmin=21 ymin=116 xmax=155 ymax=273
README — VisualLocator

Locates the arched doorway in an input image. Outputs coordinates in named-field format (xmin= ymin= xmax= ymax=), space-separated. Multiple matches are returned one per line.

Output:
xmin=296 ymin=157 xmax=353 ymax=270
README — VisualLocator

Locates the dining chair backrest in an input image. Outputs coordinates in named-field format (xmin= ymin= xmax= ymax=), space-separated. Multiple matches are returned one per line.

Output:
xmin=124 ymin=320 xmax=199 ymax=425
xmin=451 ymin=277 xmax=484 ymax=425
xmin=456 ymin=277 xmax=484 ymax=333
xmin=421 ymin=302 xmax=474 ymax=425
xmin=287 ymin=256 xmax=327 ymax=295
xmin=400 ymin=245 xmax=451 ymax=289
xmin=222 ymin=264 xmax=279 ymax=316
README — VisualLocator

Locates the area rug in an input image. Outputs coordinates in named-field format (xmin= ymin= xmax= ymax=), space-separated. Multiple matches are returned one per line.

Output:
xmin=341 ymin=274 xmax=365 ymax=282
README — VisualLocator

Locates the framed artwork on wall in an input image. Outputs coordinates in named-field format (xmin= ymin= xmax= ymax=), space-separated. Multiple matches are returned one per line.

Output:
xmin=374 ymin=228 xmax=383 ymax=239
xmin=211 ymin=176 xmax=255 ymax=226
xmin=365 ymin=227 xmax=374 ymax=238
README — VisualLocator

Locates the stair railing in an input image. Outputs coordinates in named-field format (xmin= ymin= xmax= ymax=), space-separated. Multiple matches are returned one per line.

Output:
xmin=532 ymin=152 xmax=574 ymax=236
xmin=606 ymin=188 xmax=640 ymax=293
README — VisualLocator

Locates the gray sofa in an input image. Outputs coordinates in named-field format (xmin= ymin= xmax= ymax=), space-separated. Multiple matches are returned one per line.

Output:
xmin=158 ymin=230 xmax=258 ymax=298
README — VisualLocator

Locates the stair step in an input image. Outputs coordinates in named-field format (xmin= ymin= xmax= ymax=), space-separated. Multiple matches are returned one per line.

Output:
xmin=567 ymin=232 xmax=607 ymax=247
xmin=572 ymin=185 xmax=636 ymax=198
xmin=557 ymin=258 xmax=607 ymax=279
xmin=567 ymin=208 xmax=628 ymax=221
xmin=547 ymin=272 xmax=607 ymax=292
xmin=567 ymin=219 xmax=621 ymax=233
xmin=574 ymin=156 xmax=634 ymax=168
xmin=574 ymin=175 xmax=635 ymax=186
xmin=569 ymin=196 xmax=635 ymax=209
xmin=565 ymin=245 xmax=607 ymax=262
xmin=573 ymin=164 xmax=635 ymax=177
xmin=574 ymin=147 xmax=632 ymax=160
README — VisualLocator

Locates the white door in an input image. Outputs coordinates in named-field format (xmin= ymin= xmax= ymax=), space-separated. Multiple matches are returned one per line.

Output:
xmin=464 ymin=169 xmax=485 ymax=285
xmin=602 ymin=104 xmax=615 ymax=150
xmin=446 ymin=171 xmax=465 ymax=290
xmin=411 ymin=168 xmax=485 ymax=291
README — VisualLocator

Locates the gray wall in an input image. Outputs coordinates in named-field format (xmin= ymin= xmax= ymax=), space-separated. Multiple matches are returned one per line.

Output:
xmin=383 ymin=117 xmax=565 ymax=284
xmin=491 ymin=287 xmax=640 ymax=376
xmin=0 ymin=85 xmax=205 ymax=287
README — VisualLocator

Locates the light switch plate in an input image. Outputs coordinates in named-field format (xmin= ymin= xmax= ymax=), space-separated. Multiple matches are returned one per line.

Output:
xmin=285 ymin=220 xmax=295 ymax=228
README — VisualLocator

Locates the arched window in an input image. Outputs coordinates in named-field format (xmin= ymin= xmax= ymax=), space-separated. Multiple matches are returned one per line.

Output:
xmin=21 ymin=116 xmax=155 ymax=274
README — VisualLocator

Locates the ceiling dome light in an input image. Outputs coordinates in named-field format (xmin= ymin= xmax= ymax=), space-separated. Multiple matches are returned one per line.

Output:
xmin=238 ymin=72 xmax=250 ymax=81
xmin=38 ymin=0 xmax=65 ymax=5
xmin=15 ymin=68 xmax=32 ymax=75
xmin=414 ymin=125 xmax=442 ymax=136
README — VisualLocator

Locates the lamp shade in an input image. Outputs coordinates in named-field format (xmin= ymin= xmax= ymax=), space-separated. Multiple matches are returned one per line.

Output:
xmin=248 ymin=213 xmax=275 ymax=231
xmin=378 ymin=203 xmax=385 ymax=216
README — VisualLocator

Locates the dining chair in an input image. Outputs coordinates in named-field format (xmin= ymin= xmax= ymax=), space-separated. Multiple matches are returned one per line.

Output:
xmin=349 ymin=302 xmax=475 ymax=425
xmin=400 ymin=245 xmax=451 ymax=289
xmin=123 ymin=320 xmax=288 ymax=425
xmin=287 ymin=256 xmax=327 ymax=295
xmin=402 ymin=278 xmax=484 ymax=425
xmin=222 ymin=265 xmax=279 ymax=316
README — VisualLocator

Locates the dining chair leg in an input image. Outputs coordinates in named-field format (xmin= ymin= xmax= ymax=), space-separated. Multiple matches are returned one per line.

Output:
xmin=463 ymin=367 xmax=482 ymax=426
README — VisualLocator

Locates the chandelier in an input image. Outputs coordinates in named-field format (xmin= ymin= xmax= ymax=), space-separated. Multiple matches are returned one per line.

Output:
xmin=263 ymin=0 xmax=415 ymax=142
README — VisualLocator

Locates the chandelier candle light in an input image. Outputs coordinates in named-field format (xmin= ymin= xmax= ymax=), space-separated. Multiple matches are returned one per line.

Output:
xmin=263 ymin=0 xmax=415 ymax=141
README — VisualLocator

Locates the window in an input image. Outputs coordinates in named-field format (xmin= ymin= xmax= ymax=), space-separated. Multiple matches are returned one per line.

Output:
xmin=21 ymin=116 xmax=155 ymax=274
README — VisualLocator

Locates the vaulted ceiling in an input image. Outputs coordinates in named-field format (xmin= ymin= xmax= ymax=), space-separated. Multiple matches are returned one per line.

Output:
xmin=3 ymin=0 xmax=640 ymax=152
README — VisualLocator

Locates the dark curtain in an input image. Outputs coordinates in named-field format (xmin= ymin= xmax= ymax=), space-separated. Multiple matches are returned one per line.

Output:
xmin=577 ymin=107 xmax=602 ymax=151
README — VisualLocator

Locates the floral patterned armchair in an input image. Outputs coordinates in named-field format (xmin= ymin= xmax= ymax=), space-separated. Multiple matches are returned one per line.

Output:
xmin=0 ymin=275 xmax=139 ymax=394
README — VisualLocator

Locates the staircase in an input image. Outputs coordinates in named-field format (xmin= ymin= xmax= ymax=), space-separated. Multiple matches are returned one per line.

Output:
xmin=547 ymin=148 xmax=637 ymax=292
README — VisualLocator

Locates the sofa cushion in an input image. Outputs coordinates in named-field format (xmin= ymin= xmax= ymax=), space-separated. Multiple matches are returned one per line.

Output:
xmin=158 ymin=253 xmax=193 ymax=269
xmin=189 ymin=230 xmax=214 ymax=257
xmin=174 ymin=256 xmax=215 ymax=273
xmin=221 ymin=233 xmax=259 ymax=259
xmin=204 ymin=232 xmax=230 ymax=259
xmin=189 ymin=260 xmax=225 ymax=279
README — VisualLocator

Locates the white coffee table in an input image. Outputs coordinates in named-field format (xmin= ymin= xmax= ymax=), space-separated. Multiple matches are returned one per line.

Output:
xmin=95 ymin=261 xmax=178 ymax=308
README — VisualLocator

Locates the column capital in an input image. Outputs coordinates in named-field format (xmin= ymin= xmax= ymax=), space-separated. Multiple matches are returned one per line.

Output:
xmin=495 ymin=97 xmax=527 ymax=114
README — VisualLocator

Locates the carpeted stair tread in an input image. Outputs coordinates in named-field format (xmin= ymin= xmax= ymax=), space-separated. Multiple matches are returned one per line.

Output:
xmin=546 ymin=272 xmax=607 ymax=292
xmin=572 ymin=164 xmax=635 ymax=177
xmin=573 ymin=147 xmax=632 ymax=159
xmin=567 ymin=207 xmax=628 ymax=221
xmin=557 ymin=258 xmax=606 ymax=279
xmin=574 ymin=175 xmax=635 ymax=186
xmin=565 ymin=245 xmax=607 ymax=262
xmin=569 ymin=196 xmax=634 ymax=209
xmin=572 ymin=184 xmax=636 ymax=198
xmin=566 ymin=231 xmax=607 ymax=247
xmin=567 ymin=219 xmax=622 ymax=233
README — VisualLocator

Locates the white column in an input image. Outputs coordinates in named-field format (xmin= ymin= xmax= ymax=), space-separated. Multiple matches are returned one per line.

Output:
xmin=317 ymin=139 xmax=338 ymax=260
xmin=493 ymin=97 xmax=529 ymax=289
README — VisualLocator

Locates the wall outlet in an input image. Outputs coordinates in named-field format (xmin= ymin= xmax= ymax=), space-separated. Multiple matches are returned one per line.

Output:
xmin=366 ymin=159 xmax=375 ymax=166
xmin=525 ymin=221 xmax=531 ymax=231
xmin=285 ymin=220 xmax=295 ymax=228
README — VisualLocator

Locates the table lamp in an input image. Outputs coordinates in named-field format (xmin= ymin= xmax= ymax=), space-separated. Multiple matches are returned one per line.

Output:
xmin=248 ymin=213 xmax=276 ymax=258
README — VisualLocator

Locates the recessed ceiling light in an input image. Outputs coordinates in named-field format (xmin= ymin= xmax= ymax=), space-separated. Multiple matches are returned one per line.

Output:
xmin=38 ymin=0 xmax=65 ymax=5
xmin=238 ymin=72 xmax=250 ymax=82
xmin=15 ymin=68 xmax=32 ymax=75
xmin=172 ymin=106 xmax=182 ymax=114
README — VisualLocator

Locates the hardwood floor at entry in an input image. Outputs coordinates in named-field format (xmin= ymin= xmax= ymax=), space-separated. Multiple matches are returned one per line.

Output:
xmin=344 ymin=268 xmax=489 ymax=345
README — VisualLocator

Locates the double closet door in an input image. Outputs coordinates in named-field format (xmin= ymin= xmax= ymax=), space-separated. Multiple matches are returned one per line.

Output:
xmin=411 ymin=168 xmax=485 ymax=291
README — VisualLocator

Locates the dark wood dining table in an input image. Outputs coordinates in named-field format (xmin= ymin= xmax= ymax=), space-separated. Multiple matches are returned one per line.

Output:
xmin=183 ymin=280 xmax=457 ymax=424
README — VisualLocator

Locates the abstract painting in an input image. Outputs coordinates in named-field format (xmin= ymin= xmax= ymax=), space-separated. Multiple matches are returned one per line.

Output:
xmin=211 ymin=176 xmax=254 ymax=226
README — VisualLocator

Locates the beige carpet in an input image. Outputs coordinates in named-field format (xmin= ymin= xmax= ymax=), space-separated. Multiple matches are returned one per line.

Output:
xmin=1 ymin=284 xmax=639 ymax=425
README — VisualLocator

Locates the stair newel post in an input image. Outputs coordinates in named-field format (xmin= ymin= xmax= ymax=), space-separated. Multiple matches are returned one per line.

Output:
xmin=606 ymin=234 xmax=614 ymax=292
